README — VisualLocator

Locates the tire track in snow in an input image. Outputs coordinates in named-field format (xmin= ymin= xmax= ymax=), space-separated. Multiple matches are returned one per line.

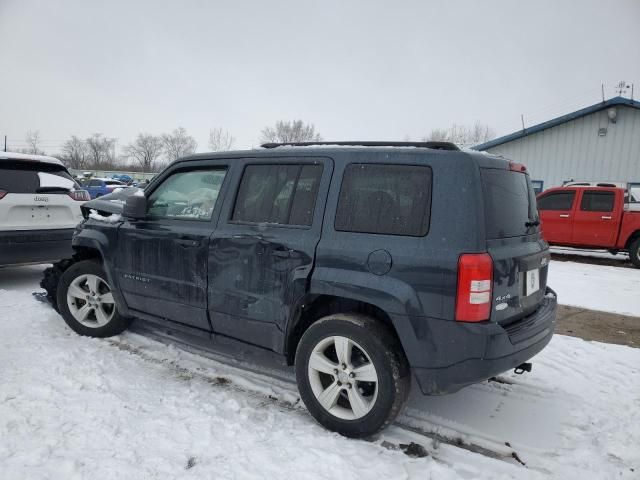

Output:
xmin=110 ymin=328 xmax=547 ymax=476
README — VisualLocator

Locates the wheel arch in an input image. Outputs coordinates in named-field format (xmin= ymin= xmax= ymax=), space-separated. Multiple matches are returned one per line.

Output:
xmin=284 ymin=293 xmax=407 ymax=366
xmin=625 ymin=230 xmax=640 ymax=249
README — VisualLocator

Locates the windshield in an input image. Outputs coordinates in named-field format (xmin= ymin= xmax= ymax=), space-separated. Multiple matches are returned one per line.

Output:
xmin=481 ymin=168 xmax=539 ymax=239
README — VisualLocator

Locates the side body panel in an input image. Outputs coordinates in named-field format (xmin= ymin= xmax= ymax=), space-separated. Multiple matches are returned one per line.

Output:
xmin=114 ymin=160 xmax=231 ymax=331
xmin=310 ymin=150 xmax=485 ymax=367
xmin=538 ymin=188 xmax=577 ymax=244
xmin=208 ymin=156 xmax=333 ymax=352
xmin=571 ymin=189 xmax=622 ymax=247
xmin=617 ymin=211 xmax=640 ymax=248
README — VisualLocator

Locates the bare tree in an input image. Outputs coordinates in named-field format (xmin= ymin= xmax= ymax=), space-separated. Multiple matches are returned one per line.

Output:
xmin=425 ymin=128 xmax=450 ymax=142
xmin=423 ymin=122 xmax=495 ymax=147
xmin=162 ymin=127 xmax=198 ymax=163
xmin=260 ymin=120 xmax=322 ymax=144
xmin=60 ymin=136 xmax=87 ymax=169
xmin=86 ymin=133 xmax=116 ymax=169
xmin=124 ymin=133 xmax=164 ymax=172
xmin=25 ymin=130 xmax=43 ymax=154
xmin=208 ymin=127 xmax=235 ymax=152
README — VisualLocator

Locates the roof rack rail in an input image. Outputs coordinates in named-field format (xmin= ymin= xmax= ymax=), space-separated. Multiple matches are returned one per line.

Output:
xmin=260 ymin=141 xmax=460 ymax=151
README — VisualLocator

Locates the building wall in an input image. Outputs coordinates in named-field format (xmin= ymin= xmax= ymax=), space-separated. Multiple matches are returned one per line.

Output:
xmin=485 ymin=105 xmax=640 ymax=190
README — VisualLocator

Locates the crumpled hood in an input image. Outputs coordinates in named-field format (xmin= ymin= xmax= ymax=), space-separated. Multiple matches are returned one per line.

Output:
xmin=80 ymin=187 xmax=142 ymax=218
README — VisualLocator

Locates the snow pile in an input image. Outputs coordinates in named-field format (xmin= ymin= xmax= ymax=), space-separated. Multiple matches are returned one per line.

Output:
xmin=88 ymin=209 xmax=123 ymax=223
xmin=548 ymin=260 xmax=640 ymax=316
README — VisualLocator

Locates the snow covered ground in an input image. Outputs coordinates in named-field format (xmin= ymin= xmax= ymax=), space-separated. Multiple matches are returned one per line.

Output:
xmin=1 ymin=263 xmax=639 ymax=479
xmin=549 ymin=260 xmax=640 ymax=316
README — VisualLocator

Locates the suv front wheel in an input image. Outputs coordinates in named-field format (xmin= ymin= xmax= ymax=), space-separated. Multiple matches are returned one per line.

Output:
xmin=295 ymin=313 xmax=410 ymax=438
xmin=57 ymin=259 xmax=131 ymax=337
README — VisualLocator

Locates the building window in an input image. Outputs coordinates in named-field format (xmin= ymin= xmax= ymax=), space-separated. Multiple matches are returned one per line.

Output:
xmin=531 ymin=180 xmax=544 ymax=194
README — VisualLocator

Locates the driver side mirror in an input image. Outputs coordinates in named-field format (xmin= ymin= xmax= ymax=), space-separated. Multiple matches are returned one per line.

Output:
xmin=123 ymin=195 xmax=147 ymax=219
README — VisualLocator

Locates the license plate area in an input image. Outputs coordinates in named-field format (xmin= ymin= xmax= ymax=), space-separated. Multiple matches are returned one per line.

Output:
xmin=525 ymin=268 xmax=540 ymax=296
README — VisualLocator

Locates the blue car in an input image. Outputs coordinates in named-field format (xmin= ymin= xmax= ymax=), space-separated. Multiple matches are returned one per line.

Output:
xmin=85 ymin=178 xmax=126 ymax=199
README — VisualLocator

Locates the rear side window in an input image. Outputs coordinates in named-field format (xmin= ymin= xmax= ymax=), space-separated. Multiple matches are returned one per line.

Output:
xmin=0 ymin=162 xmax=77 ymax=193
xmin=335 ymin=164 xmax=432 ymax=236
xmin=580 ymin=191 xmax=614 ymax=212
xmin=537 ymin=191 xmax=575 ymax=211
xmin=232 ymin=164 xmax=323 ymax=226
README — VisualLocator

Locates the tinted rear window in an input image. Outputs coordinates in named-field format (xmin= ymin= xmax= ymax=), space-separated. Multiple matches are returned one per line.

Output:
xmin=335 ymin=164 xmax=432 ymax=236
xmin=231 ymin=163 xmax=323 ymax=226
xmin=580 ymin=191 xmax=614 ymax=212
xmin=0 ymin=162 xmax=76 ymax=193
xmin=481 ymin=168 xmax=538 ymax=239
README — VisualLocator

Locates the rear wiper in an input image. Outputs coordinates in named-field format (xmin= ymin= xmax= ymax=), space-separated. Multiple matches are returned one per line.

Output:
xmin=525 ymin=219 xmax=540 ymax=227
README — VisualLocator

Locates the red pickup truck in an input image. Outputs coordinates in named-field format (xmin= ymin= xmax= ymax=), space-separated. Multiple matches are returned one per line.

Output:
xmin=537 ymin=186 xmax=640 ymax=268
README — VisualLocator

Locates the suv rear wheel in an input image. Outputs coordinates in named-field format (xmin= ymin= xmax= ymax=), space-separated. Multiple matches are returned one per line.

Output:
xmin=57 ymin=259 xmax=131 ymax=337
xmin=295 ymin=313 xmax=410 ymax=438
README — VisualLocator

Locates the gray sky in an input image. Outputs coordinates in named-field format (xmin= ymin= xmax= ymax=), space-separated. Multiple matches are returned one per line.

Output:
xmin=1 ymin=0 xmax=639 ymax=153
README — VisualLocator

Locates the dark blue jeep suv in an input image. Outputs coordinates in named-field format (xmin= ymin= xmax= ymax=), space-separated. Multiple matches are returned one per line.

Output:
xmin=42 ymin=141 xmax=557 ymax=437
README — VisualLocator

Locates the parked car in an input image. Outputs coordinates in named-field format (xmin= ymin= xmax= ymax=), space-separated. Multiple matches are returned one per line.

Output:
xmin=42 ymin=142 xmax=557 ymax=437
xmin=0 ymin=152 xmax=89 ymax=267
xmin=85 ymin=178 xmax=127 ymax=198
xmin=537 ymin=186 xmax=640 ymax=267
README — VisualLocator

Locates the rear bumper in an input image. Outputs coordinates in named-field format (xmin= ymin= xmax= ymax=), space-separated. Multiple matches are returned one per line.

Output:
xmin=0 ymin=228 xmax=74 ymax=266
xmin=409 ymin=288 xmax=557 ymax=395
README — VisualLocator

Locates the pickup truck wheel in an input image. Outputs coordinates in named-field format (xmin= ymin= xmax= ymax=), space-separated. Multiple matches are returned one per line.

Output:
xmin=295 ymin=313 xmax=410 ymax=438
xmin=56 ymin=260 xmax=131 ymax=337
xmin=630 ymin=238 xmax=640 ymax=268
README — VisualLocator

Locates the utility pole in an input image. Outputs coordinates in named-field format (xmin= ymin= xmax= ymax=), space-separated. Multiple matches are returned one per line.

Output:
xmin=3 ymin=135 xmax=6 ymax=152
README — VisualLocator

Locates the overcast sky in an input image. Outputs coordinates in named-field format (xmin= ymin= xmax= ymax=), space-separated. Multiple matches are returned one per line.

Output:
xmin=1 ymin=0 xmax=639 ymax=153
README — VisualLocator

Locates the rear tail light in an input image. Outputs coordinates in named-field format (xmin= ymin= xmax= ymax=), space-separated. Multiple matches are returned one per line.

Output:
xmin=68 ymin=190 xmax=91 ymax=201
xmin=455 ymin=253 xmax=493 ymax=322
xmin=0 ymin=189 xmax=6 ymax=200
xmin=509 ymin=161 xmax=527 ymax=173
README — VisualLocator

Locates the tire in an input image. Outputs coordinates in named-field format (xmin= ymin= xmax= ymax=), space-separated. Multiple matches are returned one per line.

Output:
xmin=295 ymin=313 xmax=410 ymax=438
xmin=40 ymin=258 xmax=75 ymax=313
xmin=56 ymin=259 xmax=131 ymax=337
xmin=629 ymin=237 xmax=640 ymax=268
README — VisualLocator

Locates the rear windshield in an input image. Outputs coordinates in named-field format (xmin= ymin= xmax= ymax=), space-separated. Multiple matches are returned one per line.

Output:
xmin=481 ymin=168 xmax=538 ymax=239
xmin=0 ymin=161 xmax=78 ymax=193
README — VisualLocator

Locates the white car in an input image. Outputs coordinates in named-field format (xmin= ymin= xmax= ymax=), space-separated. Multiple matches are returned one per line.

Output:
xmin=0 ymin=152 xmax=89 ymax=267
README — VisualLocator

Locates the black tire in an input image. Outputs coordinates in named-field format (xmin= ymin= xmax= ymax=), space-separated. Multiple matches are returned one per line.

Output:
xmin=40 ymin=258 xmax=75 ymax=313
xmin=57 ymin=259 xmax=131 ymax=337
xmin=295 ymin=313 xmax=410 ymax=438
xmin=629 ymin=237 xmax=640 ymax=268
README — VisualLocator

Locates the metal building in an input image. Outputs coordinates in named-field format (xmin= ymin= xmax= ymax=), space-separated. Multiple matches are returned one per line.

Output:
xmin=473 ymin=96 xmax=640 ymax=193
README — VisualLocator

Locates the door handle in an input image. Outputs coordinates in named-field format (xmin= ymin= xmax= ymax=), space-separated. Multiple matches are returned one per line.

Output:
xmin=559 ymin=214 xmax=570 ymax=218
xmin=601 ymin=215 xmax=612 ymax=220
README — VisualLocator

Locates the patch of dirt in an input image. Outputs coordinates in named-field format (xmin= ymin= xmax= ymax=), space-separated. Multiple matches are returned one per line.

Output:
xmin=556 ymin=305 xmax=640 ymax=348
